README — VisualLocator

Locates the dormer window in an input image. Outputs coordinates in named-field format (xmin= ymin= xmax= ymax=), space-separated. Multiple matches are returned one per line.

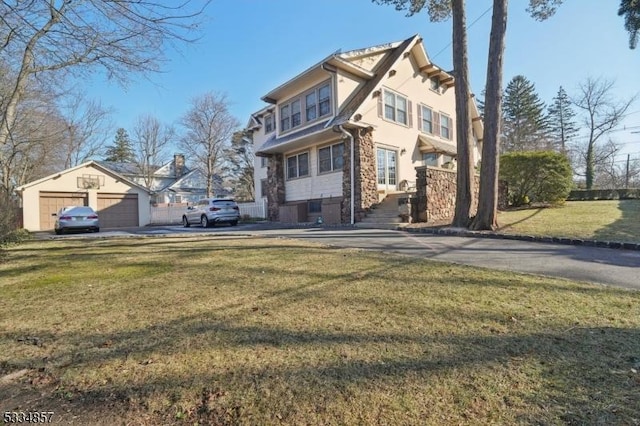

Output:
xmin=430 ymin=77 xmax=441 ymax=92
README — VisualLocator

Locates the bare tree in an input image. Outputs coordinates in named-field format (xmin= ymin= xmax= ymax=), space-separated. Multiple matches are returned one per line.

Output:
xmin=572 ymin=78 xmax=636 ymax=189
xmin=0 ymin=73 xmax=61 ymax=196
xmin=132 ymin=115 xmax=174 ymax=190
xmin=224 ymin=130 xmax=256 ymax=201
xmin=56 ymin=92 xmax=114 ymax=169
xmin=0 ymin=0 xmax=210 ymax=180
xmin=180 ymin=92 xmax=240 ymax=197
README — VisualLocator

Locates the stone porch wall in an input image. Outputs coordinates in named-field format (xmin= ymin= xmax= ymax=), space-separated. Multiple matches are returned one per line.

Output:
xmin=415 ymin=166 xmax=480 ymax=223
xmin=341 ymin=128 xmax=377 ymax=223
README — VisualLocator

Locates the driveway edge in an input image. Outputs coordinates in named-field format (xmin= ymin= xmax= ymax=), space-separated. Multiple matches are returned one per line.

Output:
xmin=401 ymin=226 xmax=640 ymax=251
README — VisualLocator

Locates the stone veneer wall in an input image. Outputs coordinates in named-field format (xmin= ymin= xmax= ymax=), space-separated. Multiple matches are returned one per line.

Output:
xmin=341 ymin=128 xmax=378 ymax=223
xmin=414 ymin=166 xmax=481 ymax=223
xmin=266 ymin=154 xmax=285 ymax=221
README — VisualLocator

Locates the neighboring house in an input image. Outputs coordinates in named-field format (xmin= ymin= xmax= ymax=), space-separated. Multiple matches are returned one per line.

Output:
xmin=247 ymin=34 xmax=484 ymax=225
xmin=15 ymin=161 xmax=151 ymax=231
xmin=98 ymin=154 xmax=230 ymax=204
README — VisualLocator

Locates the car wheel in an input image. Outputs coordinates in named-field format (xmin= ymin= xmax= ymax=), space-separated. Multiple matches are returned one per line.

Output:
xmin=95 ymin=227 xmax=100 ymax=233
xmin=201 ymin=215 xmax=210 ymax=228
xmin=182 ymin=216 xmax=190 ymax=228
xmin=55 ymin=229 xmax=62 ymax=235
xmin=230 ymin=220 xmax=238 ymax=226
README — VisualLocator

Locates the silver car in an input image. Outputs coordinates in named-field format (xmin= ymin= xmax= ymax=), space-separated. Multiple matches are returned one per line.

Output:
xmin=54 ymin=206 xmax=100 ymax=234
xmin=182 ymin=198 xmax=240 ymax=228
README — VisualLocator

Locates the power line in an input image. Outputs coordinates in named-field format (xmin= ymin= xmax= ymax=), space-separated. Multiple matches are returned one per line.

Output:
xmin=431 ymin=6 xmax=493 ymax=60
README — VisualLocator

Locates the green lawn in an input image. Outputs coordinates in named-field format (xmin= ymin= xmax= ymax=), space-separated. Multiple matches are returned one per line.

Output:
xmin=1 ymin=236 xmax=639 ymax=425
xmin=497 ymin=199 xmax=640 ymax=243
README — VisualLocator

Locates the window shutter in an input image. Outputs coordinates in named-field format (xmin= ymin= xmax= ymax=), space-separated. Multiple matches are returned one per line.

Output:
xmin=433 ymin=112 xmax=441 ymax=136
xmin=408 ymin=100 xmax=413 ymax=128
xmin=377 ymin=92 xmax=382 ymax=118
xmin=417 ymin=104 xmax=422 ymax=132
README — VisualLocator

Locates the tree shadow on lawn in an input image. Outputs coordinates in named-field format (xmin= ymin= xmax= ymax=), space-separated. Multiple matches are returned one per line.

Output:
xmin=593 ymin=199 xmax=640 ymax=244
xmin=2 ymin=316 xmax=638 ymax=424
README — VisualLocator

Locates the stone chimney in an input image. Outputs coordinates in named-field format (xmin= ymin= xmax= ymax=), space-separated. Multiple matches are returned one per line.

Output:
xmin=174 ymin=154 xmax=185 ymax=177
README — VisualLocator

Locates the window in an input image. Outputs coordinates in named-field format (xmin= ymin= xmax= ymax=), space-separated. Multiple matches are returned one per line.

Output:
xmin=318 ymin=142 xmax=344 ymax=173
xmin=306 ymin=92 xmax=317 ymax=121
xmin=430 ymin=77 xmax=441 ymax=92
xmin=264 ymin=114 xmax=275 ymax=133
xmin=440 ymin=114 xmax=452 ymax=140
xmin=286 ymin=152 xmax=309 ymax=179
xmin=423 ymin=153 xmax=438 ymax=166
xmin=420 ymin=105 xmax=433 ymax=133
xmin=318 ymin=84 xmax=331 ymax=116
xmin=260 ymin=157 xmax=268 ymax=168
xmin=291 ymin=99 xmax=301 ymax=128
xmin=383 ymin=89 xmax=408 ymax=125
xmin=260 ymin=178 xmax=268 ymax=198
xmin=280 ymin=105 xmax=290 ymax=131
xmin=308 ymin=200 xmax=322 ymax=213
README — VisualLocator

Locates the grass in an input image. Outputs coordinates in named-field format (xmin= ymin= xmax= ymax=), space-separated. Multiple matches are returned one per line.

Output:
xmin=497 ymin=199 xmax=640 ymax=243
xmin=1 ymin=236 xmax=639 ymax=425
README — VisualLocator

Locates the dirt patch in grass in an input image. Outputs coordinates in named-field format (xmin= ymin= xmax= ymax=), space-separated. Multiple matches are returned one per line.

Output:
xmin=1 ymin=236 xmax=639 ymax=424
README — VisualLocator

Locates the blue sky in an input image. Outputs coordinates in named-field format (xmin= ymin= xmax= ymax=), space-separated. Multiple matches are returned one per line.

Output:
xmin=85 ymin=0 xmax=640 ymax=161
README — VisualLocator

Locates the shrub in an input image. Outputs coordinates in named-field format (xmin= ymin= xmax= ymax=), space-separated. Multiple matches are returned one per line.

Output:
xmin=500 ymin=151 xmax=573 ymax=207
xmin=0 ymin=191 xmax=21 ymax=244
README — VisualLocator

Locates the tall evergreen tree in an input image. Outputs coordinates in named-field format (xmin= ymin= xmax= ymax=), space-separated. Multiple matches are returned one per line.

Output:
xmin=547 ymin=86 xmax=578 ymax=153
xmin=502 ymin=75 xmax=549 ymax=152
xmin=104 ymin=128 xmax=135 ymax=162
xmin=619 ymin=0 xmax=640 ymax=49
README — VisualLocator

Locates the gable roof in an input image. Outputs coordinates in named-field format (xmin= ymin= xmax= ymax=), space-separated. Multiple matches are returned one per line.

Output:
xmin=15 ymin=161 xmax=151 ymax=193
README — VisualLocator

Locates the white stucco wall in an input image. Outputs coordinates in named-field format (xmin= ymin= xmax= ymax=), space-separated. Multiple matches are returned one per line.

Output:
xmin=19 ymin=163 xmax=150 ymax=231
xmin=356 ymin=51 xmax=460 ymax=188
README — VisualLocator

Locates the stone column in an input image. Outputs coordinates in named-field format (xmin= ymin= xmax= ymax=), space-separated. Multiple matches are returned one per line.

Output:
xmin=267 ymin=154 xmax=285 ymax=221
xmin=342 ymin=128 xmax=377 ymax=223
xmin=414 ymin=166 xmax=427 ymax=222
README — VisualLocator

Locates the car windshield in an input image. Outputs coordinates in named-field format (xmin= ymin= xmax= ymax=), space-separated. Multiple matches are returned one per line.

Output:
xmin=212 ymin=200 xmax=235 ymax=207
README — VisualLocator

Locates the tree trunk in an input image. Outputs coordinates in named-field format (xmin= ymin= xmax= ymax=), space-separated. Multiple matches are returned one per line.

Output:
xmin=585 ymin=140 xmax=595 ymax=189
xmin=451 ymin=0 xmax=474 ymax=228
xmin=471 ymin=0 xmax=508 ymax=231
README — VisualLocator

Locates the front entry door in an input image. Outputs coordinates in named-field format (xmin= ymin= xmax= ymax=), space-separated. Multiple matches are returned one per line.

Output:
xmin=377 ymin=148 xmax=397 ymax=191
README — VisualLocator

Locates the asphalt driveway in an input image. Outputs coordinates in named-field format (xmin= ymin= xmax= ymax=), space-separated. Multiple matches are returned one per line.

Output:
xmin=36 ymin=225 xmax=640 ymax=291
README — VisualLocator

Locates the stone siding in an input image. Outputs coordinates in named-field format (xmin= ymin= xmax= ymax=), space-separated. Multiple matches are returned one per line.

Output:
xmin=414 ymin=166 xmax=481 ymax=223
xmin=266 ymin=154 xmax=285 ymax=221
xmin=342 ymin=128 xmax=377 ymax=223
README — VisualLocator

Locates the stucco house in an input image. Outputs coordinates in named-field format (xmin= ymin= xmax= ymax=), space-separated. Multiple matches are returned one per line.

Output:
xmin=248 ymin=34 xmax=483 ymax=225
xmin=16 ymin=161 xmax=151 ymax=231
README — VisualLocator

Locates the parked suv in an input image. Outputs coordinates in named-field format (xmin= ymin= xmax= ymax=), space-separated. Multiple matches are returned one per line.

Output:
xmin=182 ymin=198 xmax=240 ymax=228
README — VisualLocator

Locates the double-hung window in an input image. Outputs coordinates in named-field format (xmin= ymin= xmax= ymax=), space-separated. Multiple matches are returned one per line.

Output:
xmin=440 ymin=114 xmax=452 ymax=140
xmin=291 ymin=100 xmax=301 ymax=128
xmin=420 ymin=105 xmax=433 ymax=134
xmin=383 ymin=90 xmax=408 ymax=125
xmin=264 ymin=114 xmax=275 ymax=133
xmin=306 ymin=92 xmax=317 ymax=121
xmin=318 ymin=142 xmax=344 ymax=173
xmin=280 ymin=105 xmax=291 ymax=132
xmin=318 ymin=84 xmax=331 ymax=117
xmin=286 ymin=152 xmax=309 ymax=179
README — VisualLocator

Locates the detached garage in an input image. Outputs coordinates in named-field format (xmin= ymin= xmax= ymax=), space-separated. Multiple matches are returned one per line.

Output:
xmin=16 ymin=161 xmax=151 ymax=232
